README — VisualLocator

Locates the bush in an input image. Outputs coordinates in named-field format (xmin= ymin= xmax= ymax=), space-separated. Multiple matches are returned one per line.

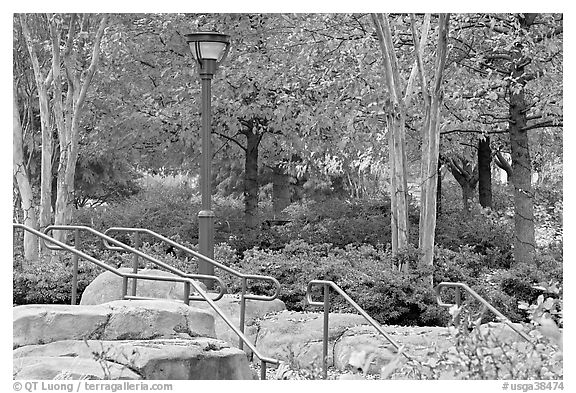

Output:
xmin=13 ymin=254 xmax=102 ymax=305
xmin=435 ymin=207 xmax=514 ymax=268
xmin=230 ymin=241 xmax=448 ymax=326
xmin=392 ymin=281 xmax=563 ymax=380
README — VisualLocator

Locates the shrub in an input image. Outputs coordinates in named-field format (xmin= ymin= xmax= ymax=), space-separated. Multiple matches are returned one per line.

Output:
xmin=13 ymin=254 xmax=102 ymax=305
xmin=435 ymin=207 xmax=514 ymax=268
xmin=230 ymin=241 xmax=448 ymax=326
xmin=391 ymin=281 xmax=563 ymax=380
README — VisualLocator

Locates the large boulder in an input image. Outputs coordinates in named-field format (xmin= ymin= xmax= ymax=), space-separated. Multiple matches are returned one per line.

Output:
xmin=14 ymin=338 xmax=253 ymax=380
xmin=252 ymin=311 xmax=453 ymax=374
xmin=14 ymin=300 xmax=215 ymax=349
xmin=190 ymin=295 xmax=286 ymax=350
xmin=80 ymin=268 xmax=206 ymax=305
xmin=80 ymin=270 xmax=286 ymax=349
xmin=13 ymin=355 xmax=141 ymax=380
xmin=254 ymin=311 xmax=366 ymax=368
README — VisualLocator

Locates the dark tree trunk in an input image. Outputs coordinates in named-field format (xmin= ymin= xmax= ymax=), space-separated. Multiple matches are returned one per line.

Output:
xmin=509 ymin=69 xmax=536 ymax=265
xmin=272 ymin=165 xmax=291 ymax=217
xmin=505 ymin=14 xmax=537 ymax=265
xmin=244 ymin=129 xmax=260 ymax=229
xmin=478 ymin=136 xmax=493 ymax=208
xmin=447 ymin=156 xmax=478 ymax=215
xmin=461 ymin=182 xmax=475 ymax=214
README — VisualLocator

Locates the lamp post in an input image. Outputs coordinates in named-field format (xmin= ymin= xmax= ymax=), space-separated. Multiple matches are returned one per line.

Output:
xmin=185 ymin=32 xmax=230 ymax=288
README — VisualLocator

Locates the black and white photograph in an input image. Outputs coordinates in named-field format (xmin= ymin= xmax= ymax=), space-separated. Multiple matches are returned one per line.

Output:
xmin=11 ymin=9 xmax=565 ymax=389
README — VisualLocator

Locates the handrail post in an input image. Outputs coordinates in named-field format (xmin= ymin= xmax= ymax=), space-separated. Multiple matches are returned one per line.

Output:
xmin=121 ymin=276 xmax=128 ymax=299
xmin=183 ymin=282 xmax=191 ymax=306
xmin=132 ymin=231 xmax=140 ymax=297
xmin=260 ymin=359 xmax=266 ymax=380
xmin=455 ymin=286 xmax=461 ymax=307
xmin=71 ymin=228 xmax=80 ymax=305
xmin=322 ymin=283 xmax=330 ymax=380
xmin=239 ymin=277 xmax=247 ymax=350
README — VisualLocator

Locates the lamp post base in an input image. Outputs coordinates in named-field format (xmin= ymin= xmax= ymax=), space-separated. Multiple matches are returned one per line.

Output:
xmin=198 ymin=210 xmax=215 ymax=289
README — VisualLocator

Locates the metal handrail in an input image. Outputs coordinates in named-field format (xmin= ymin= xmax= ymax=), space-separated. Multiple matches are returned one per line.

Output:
xmin=14 ymin=223 xmax=280 ymax=379
xmin=306 ymin=279 xmax=409 ymax=379
xmin=42 ymin=225 xmax=226 ymax=304
xmin=435 ymin=281 xmax=533 ymax=343
xmin=103 ymin=226 xmax=282 ymax=350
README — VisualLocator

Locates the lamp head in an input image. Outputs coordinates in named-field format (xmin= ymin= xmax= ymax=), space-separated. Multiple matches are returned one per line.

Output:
xmin=185 ymin=32 xmax=230 ymax=75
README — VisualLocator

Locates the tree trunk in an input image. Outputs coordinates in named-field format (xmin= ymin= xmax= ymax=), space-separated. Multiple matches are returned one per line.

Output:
xmin=13 ymin=85 xmax=39 ymax=263
xmin=20 ymin=14 xmax=53 ymax=243
xmin=372 ymin=14 xmax=410 ymax=259
xmin=509 ymin=68 xmax=536 ymax=265
xmin=461 ymin=182 xmax=475 ymax=214
xmin=244 ymin=129 xmax=260 ymax=229
xmin=478 ymin=136 xmax=493 ymax=208
xmin=386 ymin=104 xmax=410 ymax=255
xmin=50 ymin=14 xmax=108 ymax=242
xmin=436 ymin=160 xmax=442 ymax=217
xmin=504 ymin=14 xmax=537 ymax=266
xmin=448 ymin=156 xmax=479 ymax=215
xmin=414 ymin=13 xmax=450 ymax=286
xmin=272 ymin=165 xmax=291 ymax=217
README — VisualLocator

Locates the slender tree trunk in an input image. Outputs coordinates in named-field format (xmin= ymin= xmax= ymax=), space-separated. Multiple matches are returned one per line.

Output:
xmin=436 ymin=160 xmax=442 ymax=217
xmin=478 ymin=136 xmax=493 ymax=208
xmin=50 ymin=14 xmax=108 ymax=242
xmin=413 ymin=13 xmax=450 ymax=286
xmin=372 ymin=14 xmax=410 ymax=259
xmin=386 ymin=104 xmax=410 ymax=255
xmin=13 ymin=85 xmax=39 ymax=263
xmin=272 ymin=165 xmax=291 ymax=217
xmin=244 ymin=129 xmax=260 ymax=229
xmin=20 ymin=14 xmax=53 ymax=237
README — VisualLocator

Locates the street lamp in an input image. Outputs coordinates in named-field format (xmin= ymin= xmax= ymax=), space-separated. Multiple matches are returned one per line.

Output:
xmin=185 ymin=32 xmax=230 ymax=287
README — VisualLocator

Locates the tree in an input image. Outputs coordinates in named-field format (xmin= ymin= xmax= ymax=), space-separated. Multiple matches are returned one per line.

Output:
xmin=443 ymin=13 xmax=563 ymax=265
xmin=19 ymin=14 xmax=53 ymax=232
xmin=477 ymin=135 xmax=493 ymax=208
xmin=371 ymin=14 xmax=411 ymax=257
xmin=13 ymin=82 xmax=39 ymax=262
xmin=18 ymin=13 xmax=109 ymax=243
xmin=49 ymin=14 xmax=109 ymax=239
xmin=411 ymin=13 xmax=450 ymax=277
xmin=446 ymin=153 xmax=479 ymax=213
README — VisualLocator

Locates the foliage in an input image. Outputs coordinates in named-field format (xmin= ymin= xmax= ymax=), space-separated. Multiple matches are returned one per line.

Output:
xmin=227 ymin=241 xmax=448 ymax=326
xmin=13 ymin=255 xmax=102 ymax=305
xmin=390 ymin=282 xmax=563 ymax=380
xmin=435 ymin=204 xmax=514 ymax=268
xmin=74 ymin=182 xmax=199 ymax=241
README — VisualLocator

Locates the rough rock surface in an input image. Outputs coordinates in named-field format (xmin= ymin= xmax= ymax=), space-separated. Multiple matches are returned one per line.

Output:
xmin=190 ymin=295 xmax=286 ymax=349
xmin=13 ymin=355 xmax=141 ymax=380
xmin=14 ymin=300 xmax=215 ymax=349
xmin=251 ymin=310 xmax=454 ymax=374
xmin=80 ymin=268 xmax=206 ymax=305
xmin=80 ymin=270 xmax=286 ymax=349
xmin=14 ymin=338 xmax=253 ymax=380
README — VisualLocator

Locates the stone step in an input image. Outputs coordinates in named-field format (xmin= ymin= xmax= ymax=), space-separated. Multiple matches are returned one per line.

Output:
xmin=14 ymin=300 xmax=216 ymax=349
xmin=250 ymin=310 xmax=454 ymax=374
xmin=14 ymin=338 xmax=252 ymax=380
xmin=80 ymin=269 xmax=287 ymax=350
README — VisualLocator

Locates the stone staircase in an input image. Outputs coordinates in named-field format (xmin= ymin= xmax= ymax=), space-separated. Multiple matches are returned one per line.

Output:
xmin=13 ymin=268 xmax=462 ymax=380
xmin=13 ymin=301 xmax=253 ymax=380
